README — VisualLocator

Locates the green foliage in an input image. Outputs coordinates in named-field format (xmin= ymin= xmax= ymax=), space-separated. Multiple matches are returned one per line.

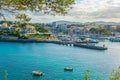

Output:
xmin=89 ymin=28 xmax=99 ymax=33
xmin=4 ymin=70 xmax=8 ymax=80
xmin=18 ymin=35 xmax=28 ymax=39
xmin=0 ymin=0 xmax=75 ymax=16
xmin=36 ymin=26 xmax=48 ymax=33
xmin=16 ymin=14 xmax=31 ymax=24
xmin=0 ymin=30 xmax=8 ymax=35
xmin=67 ymin=24 xmax=85 ymax=28
xmin=28 ymin=34 xmax=50 ymax=39
xmin=34 ymin=24 xmax=48 ymax=33
xmin=84 ymin=70 xmax=91 ymax=80
xmin=9 ymin=30 xmax=21 ymax=37
xmin=0 ymin=29 xmax=21 ymax=37
xmin=90 ymin=28 xmax=112 ymax=35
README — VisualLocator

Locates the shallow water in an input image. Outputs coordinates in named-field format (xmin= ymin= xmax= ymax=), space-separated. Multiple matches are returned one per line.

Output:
xmin=0 ymin=42 xmax=120 ymax=80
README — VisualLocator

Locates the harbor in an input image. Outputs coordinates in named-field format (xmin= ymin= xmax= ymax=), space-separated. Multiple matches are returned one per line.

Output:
xmin=0 ymin=42 xmax=119 ymax=80
xmin=0 ymin=0 xmax=120 ymax=80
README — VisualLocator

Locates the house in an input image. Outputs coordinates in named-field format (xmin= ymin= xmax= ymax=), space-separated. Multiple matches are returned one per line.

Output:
xmin=56 ymin=24 xmax=67 ymax=32
xmin=116 ymin=25 xmax=120 ymax=32
xmin=8 ymin=24 xmax=21 ymax=32
xmin=21 ymin=24 xmax=37 ymax=35
xmin=2 ymin=23 xmax=8 ymax=27
xmin=0 ymin=23 xmax=9 ymax=31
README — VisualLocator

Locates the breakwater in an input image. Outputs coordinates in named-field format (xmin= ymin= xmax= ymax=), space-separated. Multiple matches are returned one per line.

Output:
xmin=0 ymin=39 xmax=107 ymax=50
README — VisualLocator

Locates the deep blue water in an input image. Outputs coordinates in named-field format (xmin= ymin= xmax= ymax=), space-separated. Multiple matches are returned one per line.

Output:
xmin=0 ymin=42 xmax=120 ymax=80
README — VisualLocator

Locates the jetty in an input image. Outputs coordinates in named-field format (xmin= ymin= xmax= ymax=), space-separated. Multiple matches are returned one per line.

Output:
xmin=74 ymin=44 xmax=107 ymax=50
xmin=76 ymin=40 xmax=99 ymax=43
xmin=54 ymin=41 xmax=107 ymax=50
xmin=0 ymin=39 xmax=107 ymax=50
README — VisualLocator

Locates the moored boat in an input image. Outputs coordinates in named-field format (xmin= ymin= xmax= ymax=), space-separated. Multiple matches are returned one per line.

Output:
xmin=77 ymin=38 xmax=99 ymax=43
xmin=32 ymin=71 xmax=45 ymax=76
xmin=109 ymin=37 xmax=120 ymax=42
xmin=64 ymin=67 xmax=73 ymax=71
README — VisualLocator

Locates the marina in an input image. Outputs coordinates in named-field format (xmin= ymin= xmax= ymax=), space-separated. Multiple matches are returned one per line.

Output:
xmin=0 ymin=0 xmax=120 ymax=80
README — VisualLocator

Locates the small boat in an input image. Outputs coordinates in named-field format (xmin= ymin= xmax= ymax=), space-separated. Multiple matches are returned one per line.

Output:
xmin=109 ymin=37 xmax=120 ymax=42
xmin=32 ymin=71 xmax=45 ymax=76
xmin=64 ymin=67 xmax=73 ymax=71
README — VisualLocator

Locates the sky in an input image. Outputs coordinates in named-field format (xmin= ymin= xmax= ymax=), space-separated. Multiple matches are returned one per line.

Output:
xmin=1 ymin=0 xmax=120 ymax=23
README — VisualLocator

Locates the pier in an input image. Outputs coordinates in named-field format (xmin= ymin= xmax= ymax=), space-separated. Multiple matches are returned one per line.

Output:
xmin=53 ymin=41 xmax=107 ymax=50
xmin=0 ymin=39 xmax=107 ymax=50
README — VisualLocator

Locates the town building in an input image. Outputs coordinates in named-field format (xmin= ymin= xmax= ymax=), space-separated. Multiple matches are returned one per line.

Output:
xmin=21 ymin=24 xmax=37 ymax=35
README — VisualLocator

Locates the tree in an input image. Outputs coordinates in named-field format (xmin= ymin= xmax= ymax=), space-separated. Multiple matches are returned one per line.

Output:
xmin=35 ymin=24 xmax=48 ymax=33
xmin=16 ymin=14 xmax=31 ymax=24
xmin=0 ymin=0 xmax=75 ymax=18
xmin=89 ymin=28 xmax=111 ymax=35
xmin=89 ymin=28 xmax=99 ymax=34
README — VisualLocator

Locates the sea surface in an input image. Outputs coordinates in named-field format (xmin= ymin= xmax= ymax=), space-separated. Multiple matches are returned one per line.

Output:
xmin=0 ymin=41 xmax=120 ymax=80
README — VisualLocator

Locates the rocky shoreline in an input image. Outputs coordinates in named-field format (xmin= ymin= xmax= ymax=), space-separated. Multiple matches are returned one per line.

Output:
xmin=0 ymin=39 xmax=58 ymax=43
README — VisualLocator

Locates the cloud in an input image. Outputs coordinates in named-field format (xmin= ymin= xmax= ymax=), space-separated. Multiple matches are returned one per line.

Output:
xmin=1 ymin=0 xmax=120 ymax=22
xmin=67 ymin=0 xmax=120 ymax=22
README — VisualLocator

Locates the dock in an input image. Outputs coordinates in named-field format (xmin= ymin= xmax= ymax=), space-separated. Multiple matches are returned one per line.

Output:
xmin=74 ymin=43 xmax=107 ymax=50
xmin=53 ymin=41 xmax=107 ymax=50
xmin=0 ymin=39 xmax=108 ymax=50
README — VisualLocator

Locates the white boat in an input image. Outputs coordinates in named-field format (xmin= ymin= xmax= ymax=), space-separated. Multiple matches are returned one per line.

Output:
xmin=109 ymin=37 xmax=120 ymax=42
xmin=64 ymin=67 xmax=73 ymax=71
xmin=32 ymin=71 xmax=45 ymax=76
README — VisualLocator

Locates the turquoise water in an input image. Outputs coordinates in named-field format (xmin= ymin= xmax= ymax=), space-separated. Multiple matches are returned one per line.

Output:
xmin=0 ymin=42 xmax=120 ymax=80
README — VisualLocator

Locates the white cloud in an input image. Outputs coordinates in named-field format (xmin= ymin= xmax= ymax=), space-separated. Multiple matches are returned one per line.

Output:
xmin=1 ymin=0 xmax=120 ymax=23
xmin=67 ymin=0 xmax=120 ymax=22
